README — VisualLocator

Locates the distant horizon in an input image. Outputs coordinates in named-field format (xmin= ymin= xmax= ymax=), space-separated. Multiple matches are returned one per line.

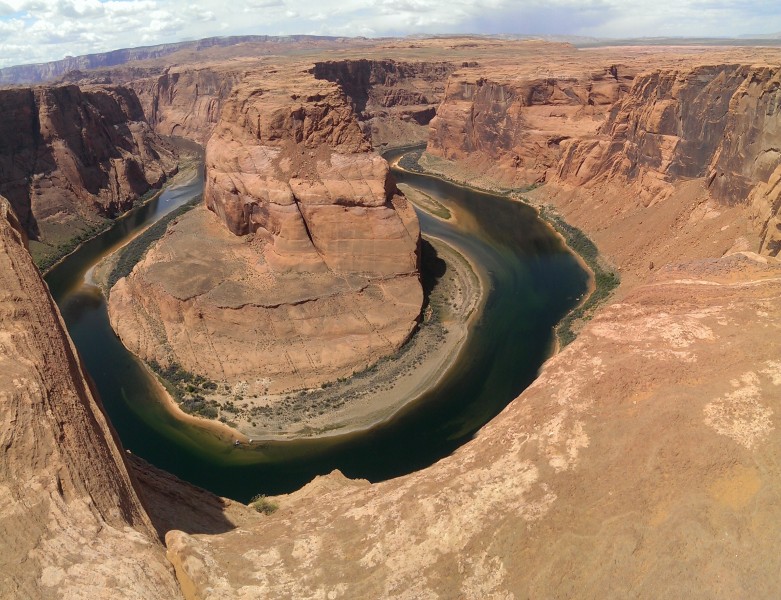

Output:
xmin=4 ymin=31 xmax=781 ymax=72
xmin=2 ymin=0 xmax=781 ymax=69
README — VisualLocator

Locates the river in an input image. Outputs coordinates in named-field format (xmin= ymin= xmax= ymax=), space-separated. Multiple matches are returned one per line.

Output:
xmin=45 ymin=152 xmax=589 ymax=502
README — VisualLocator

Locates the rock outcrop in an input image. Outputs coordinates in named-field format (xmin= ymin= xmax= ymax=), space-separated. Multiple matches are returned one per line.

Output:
xmin=164 ymin=251 xmax=781 ymax=598
xmin=108 ymin=68 xmax=422 ymax=425
xmin=426 ymin=64 xmax=634 ymax=186
xmin=313 ymin=59 xmax=455 ymax=146
xmin=0 ymin=84 xmax=176 ymax=244
xmin=0 ymin=196 xmax=181 ymax=599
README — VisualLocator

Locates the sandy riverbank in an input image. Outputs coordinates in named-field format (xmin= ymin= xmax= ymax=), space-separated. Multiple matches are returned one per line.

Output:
xmin=89 ymin=162 xmax=201 ymax=292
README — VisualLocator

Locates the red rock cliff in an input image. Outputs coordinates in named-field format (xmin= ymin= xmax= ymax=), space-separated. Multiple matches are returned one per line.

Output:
xmin=204 ymin=70 xmax=420 ymax=275
xmin=426 ymin=65 xmax=633 ymax=186
xmin=313 ymin=59 xmax=455 ymax=145
xmin=0 ymin=196 xmax=181 ymax=598
xmin=0 ymin=84 xmax=176 ymax=242
xmin=127 ymin=66 xmax=242 ymax=144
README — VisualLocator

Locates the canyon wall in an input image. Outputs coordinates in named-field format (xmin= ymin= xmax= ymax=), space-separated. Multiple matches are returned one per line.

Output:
xmin=0 ymin=84 xmax=176 ymax=247
xmin=557 ymin=64 xmax=781 ymax=257
xmin=556 ymin=65 xmax=751 ymax=203
xmin=108 ymin=68 xmax=423 ymax=423
xmin=427 ymin=62 xmax=781 ymax=258
xmin=0 ymin=196 xmax=181 ymax=599
xmin=426 ymin=64 xmax=634 ymax=186
xmin=127 ymin=66 xmax=243 ymax=144
xmin=313 ymin=59 xmax=455 ymax=147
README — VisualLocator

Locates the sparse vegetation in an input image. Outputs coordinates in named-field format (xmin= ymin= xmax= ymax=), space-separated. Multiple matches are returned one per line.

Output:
xmin=105 ymin=194 xmax=202 ymax=292
xmin=34 ymin=220 xmax=111 ymax=272
xmin=538 ymin=206 xmax=620 ymax=346
xmin=147 ymin=359 xmax=222 ymax=419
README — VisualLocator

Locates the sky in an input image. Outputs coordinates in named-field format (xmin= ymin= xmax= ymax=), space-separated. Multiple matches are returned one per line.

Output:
xmin=1 ymin=0 xmax=781 ymax=68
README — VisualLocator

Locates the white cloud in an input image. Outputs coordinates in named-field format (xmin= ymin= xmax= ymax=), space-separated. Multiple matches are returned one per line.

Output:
xmin=1 ymin=0 xmax=781 ymax=68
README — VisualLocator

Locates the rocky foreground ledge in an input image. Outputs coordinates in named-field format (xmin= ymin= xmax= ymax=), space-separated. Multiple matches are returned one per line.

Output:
xmin=0 ymin=196 xmax=182 ymax=598
xmin=165 ymin=250 xmax=781 ymax=598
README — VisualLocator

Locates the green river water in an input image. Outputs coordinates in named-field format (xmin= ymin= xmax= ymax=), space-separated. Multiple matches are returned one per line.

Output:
xmin=45 ymin=151 xmax=589 ymax=501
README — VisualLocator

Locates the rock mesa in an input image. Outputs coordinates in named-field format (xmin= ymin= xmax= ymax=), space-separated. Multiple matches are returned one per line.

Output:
xmin=109 ymin=69 xmax=422 ymax=411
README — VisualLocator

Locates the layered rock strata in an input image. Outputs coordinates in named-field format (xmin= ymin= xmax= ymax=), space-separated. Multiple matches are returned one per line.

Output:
xmin=126 ymin=66 xmax=243 ymax=144
xmin=427 ymin=62 xmax=781 ymax=258
xmin=0 ymin=196 xmax=181 ymax=599
xmin=552 ymin=64 xmax=781 ymax=255
xmin=0 ymin=84 xmax=177 ymax=243
xmin=165 ymin=251 xmax=781 ymax=598
xmin=109 ymin=70 xmax=422 ymax=407
xmin=426 ymin=64 xmax=634 ymax=186
xmin=313 ymin=59 xmax=456 ymax=146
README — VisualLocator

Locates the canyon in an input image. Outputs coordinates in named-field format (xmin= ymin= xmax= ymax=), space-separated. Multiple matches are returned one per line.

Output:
xmin=107 ymin=67 xmax=424 ymax=433
xmin=2 ymin=36 xmax=781 ymax=598
xmin=0 ymin=83 xmax=177 ymax=270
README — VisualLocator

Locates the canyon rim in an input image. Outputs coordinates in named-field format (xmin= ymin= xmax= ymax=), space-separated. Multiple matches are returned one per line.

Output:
xmin=1 ymin=30 xmax=781 ymax=599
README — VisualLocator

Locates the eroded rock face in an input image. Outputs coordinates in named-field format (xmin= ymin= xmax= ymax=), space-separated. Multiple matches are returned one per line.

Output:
xmin=0 ymin=196 xmax=181 ymax=599
xmin=313 ymin=59 xmax=455 ymax=146
xmin=109 ymin=70 xmax=422 ymax=408
xmin=428 ymin=61 xmax=781 ymax=256
xmin=556 ymin=65 xmax=750 ymax=203
xmin=165 ymin=251 xmax=781 ymax=598
xmin=426 ymin=65 xmax=633 ymax=186
xmin=203 ymin=73 xmax=420 ymax=273
xmin=0 ymin=84 xmax=177 ymax=241
xmin=553 ymin=64 xmax=781 ymax=252
xmin=128 ymin=66 xmax=243 ymax=144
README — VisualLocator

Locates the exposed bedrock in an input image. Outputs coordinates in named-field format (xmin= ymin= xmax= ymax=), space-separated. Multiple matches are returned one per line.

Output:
xmin=426 ymin=65 xmax=634 ymax=186
xmin=0 ymin=196 xmax=181 ymax=599
xmin=313 ymin=59 xmax=456 ymax=146
xmin=109 ymin=70 xmax=423 ymax=402
xmin=553 ymin=65 xmax=781 ymax=255
xmin=0 ymin=83 xmax=176 ymax=241
xmin=165 ymin=251 xmax=781 ymax=598
xmin=128 ymin=66 xmax=243 ymax=144
xmin=427 ymin=63 xmax=781 ymax=257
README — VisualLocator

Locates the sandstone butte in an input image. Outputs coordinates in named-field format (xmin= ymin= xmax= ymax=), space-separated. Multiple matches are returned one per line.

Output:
xmin=1 ymin=37 xmax=781 ymax=598
xmin=108 ymin=67 xmax=423 ymax=399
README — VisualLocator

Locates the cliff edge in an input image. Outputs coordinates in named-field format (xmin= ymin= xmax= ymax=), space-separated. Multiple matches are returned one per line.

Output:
xmin=0 ymin=196 xmax=181 ymax=599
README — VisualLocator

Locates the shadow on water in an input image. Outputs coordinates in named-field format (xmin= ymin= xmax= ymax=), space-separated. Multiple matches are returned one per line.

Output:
xmin=420 ymin=238 xmax=447 ymax=314
xmin=46 ymin=151 xmax=589 ymax=502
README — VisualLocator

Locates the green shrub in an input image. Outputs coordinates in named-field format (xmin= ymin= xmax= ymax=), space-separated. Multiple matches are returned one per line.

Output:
xmin=249 ymin=494 xmax=279 ymax=515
